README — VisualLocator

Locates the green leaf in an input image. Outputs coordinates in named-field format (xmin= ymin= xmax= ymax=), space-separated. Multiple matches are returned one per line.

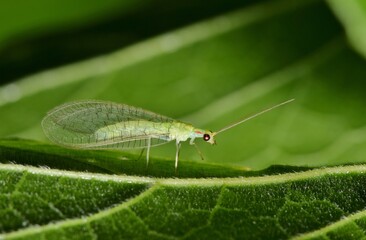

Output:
xmin=1 ymin=164 xmax=366 ymax=239
xmin=326 ymin=0 xmax=366 ymax=59
xmin=0 ymin=139 xmax=314 ymax=178
xmin=293 ymin=210 xmax=366 ymax=240
xmin=0 ymin=0 xmax=143 ymax=46
xmin=1 ymin=0 xmax=361 ymax=170
xmin=0 ymin=138 xmax=250 ymax=178
xmin=1 ymin=0 xmax=366 ymax=238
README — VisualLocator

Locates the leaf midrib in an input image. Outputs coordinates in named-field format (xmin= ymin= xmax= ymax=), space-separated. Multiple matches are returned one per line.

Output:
xmin=2 ymin=163 xmax=366 ymax=186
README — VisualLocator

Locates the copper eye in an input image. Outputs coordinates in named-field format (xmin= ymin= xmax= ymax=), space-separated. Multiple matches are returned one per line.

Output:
xmin=203 ymin=134 xmax=210 ymax=141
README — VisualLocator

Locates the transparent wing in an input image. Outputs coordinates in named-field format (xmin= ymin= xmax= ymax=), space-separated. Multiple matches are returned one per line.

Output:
xmin=42 ymin=100 xmax=175 ymax=149
xmin=79 ymin=135 xmax=171 ymax=149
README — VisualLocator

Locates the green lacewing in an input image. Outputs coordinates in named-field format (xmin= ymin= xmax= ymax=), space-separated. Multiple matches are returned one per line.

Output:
xmin=42 ymin=99 xmax=294 ymax=170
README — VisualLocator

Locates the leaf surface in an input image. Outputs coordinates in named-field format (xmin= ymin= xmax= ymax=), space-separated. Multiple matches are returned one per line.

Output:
xmin=1 ymin=0 xmax=366 ymax=238
xmin=1 ymin=163 xmax=366 ymax=239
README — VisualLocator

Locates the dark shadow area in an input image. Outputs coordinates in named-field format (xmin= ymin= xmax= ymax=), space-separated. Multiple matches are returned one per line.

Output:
xmin=0 ymin=0 xmax=264 ymax=85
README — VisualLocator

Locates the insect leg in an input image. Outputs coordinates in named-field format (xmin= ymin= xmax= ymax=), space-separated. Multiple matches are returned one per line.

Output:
xmin=191 ymin=142 xmax=204 ymax=160
xmin=146 ymin=137 xmax=151 ymax=167
xmin=175 ymin=141 xmax=181 ymax=170
xmin=137 ymin=148 xmax=145 ymax=161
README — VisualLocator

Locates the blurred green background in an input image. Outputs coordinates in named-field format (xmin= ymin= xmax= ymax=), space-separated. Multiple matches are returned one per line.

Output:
xmin=1 ymin=0 xmax=366 ymax=170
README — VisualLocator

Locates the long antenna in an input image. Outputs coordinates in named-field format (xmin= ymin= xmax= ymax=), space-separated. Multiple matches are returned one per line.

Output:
xmin=214 ymin=99 xmax=295 ymax=135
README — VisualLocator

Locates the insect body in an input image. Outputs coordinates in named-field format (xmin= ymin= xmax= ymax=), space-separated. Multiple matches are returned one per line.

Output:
xmin=42 ymin=99 xmax=293 ymax=170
